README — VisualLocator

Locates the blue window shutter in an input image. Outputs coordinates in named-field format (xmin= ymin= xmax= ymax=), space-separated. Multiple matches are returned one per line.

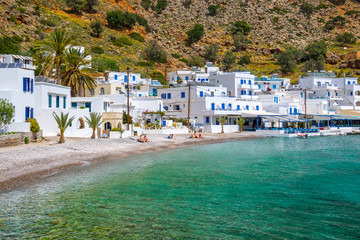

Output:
xmin=256 ymin=105 xmax=259 ymax=111
xmin=115 ymin=75 xmax=117 ymax=80
xmin=133 ymin=76 xmax=135 ymax=81
xmin=56 ymin=96 xmax=60 ymax=108
xmin=167 ymin=93 xmax=171 ymax=99
xmin=159 ymin=104 xmax=162 ymax=111
xmin=237 ymin=105 xmax=240 ymax=110
xmin=246 ymin=105 xmax=249 ymax=110
xmin=290 ymin=108 xmax=293 ymax=115
xmin=63 ymin=96 xmax=66 ymax=109
xmin=31 ymin=79 xmax=34 ymax=92
xmin=248 ymin=80 xmax=251 ymax=84
xmin=249 ymin=91 xmax=252 ymax=96
xmin=229 ymin=104 xmax=232 ymax=109
xmin=48 ymin=95 xmax=52 ymax=108
xmin=222 ymin=103 xmax=225 ymax=110
xmin=124 ymin=75 xmax=127 ymax=82
xmin=181 ymin=92 xmax=185 ymax=98
xmin=211 ymin=103 xmax=215 ymax=110
xmin=23 ymin=78 xmax=27 ymax=91
xmin=25 ymin=107 xmax=29 ymax=121
xmin=200 ymin=91 xmax=203 ymax=97
xmin=206 ymin=117 xmax=210 ymax=123
xmin=273 ymin=85 xmax=276 ymax=89
xmin=30 ymin=108 xmax=34 ymax=119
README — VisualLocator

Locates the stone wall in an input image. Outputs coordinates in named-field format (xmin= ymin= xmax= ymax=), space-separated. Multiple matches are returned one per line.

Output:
xmin=0 ymin=130 xmax=43 ymax=148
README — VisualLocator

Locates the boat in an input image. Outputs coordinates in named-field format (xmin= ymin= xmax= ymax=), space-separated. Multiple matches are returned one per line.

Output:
xmin=297 ymin=133 xmax=309 ymax=139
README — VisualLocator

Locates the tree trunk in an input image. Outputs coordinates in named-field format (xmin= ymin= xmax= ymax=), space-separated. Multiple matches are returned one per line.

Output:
xmin=91 ymin=128 xmax=96 ymax=139
xmin=59 ymin=131 xmax=65 ymax=143
xmin=56 ymin=59 xmax=61 ymax=85
xmin=240 ymin=125 xmax=243 ymax=132
xmin=221 ymin=124 xmax=224 ymax=134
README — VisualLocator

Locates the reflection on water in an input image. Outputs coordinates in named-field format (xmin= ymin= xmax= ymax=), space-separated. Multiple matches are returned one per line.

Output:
xmin=1 ymin=136 xmax=360 ymax=239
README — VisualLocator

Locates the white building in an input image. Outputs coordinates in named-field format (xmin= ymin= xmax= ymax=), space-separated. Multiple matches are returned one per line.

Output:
xmin=0 ymin=66 xmax=35 ymax=132
xmin=168 ymin=62 xmax=221 ymax=84
xmin=254 ymin=74 xmax=290 ymax=93
xmin=34 ymin=76 xmax=92 ymax=137
xmin=0 ymin=54 xmax=36 ymax=70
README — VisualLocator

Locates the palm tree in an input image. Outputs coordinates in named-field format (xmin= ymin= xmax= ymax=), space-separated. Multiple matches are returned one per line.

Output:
xmin=84 ymin=112 xmax=103 ymax=139
xmin=235 ymin=117 xmax=246 ymax=132
xmin=34 ymin=29 xmax=76 ymax=84
xmin=62 ymin=47 xmax=97 ymax=97
xmin=217 ymin=116 xmax=227 ymax=134
xmin=53 ymin=112 xmax=75 ymax=143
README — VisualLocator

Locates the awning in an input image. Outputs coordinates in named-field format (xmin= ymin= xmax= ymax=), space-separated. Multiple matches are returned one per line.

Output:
xmin=259 ymin=115 xmax=309 ymax=123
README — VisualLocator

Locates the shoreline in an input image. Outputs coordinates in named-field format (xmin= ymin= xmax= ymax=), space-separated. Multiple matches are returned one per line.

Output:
xmin=0 ymin=133 xmax=262 ymax=193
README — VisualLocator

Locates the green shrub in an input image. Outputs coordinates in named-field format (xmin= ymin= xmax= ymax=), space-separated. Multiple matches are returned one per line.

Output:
xmin=208 ymin=5 xmax=220 ymax=16
xmin=188 ymin=55 xmax=204 ymax=67
xmin=269 ymin=7 xmax=288 ymax=15
xmin=10 ymin=15 xmax=17 ymax=23
xmin=92 ymin=58 xmax=119 ymax=72
xmin=272 ymin=17 xmax=279 ymax=24
xmin=324 ymin=20 xmax=335 ymax=31
xmin=300 ymin=3 xmax=314 ymax=17
xmin=171 ymin=52 xmax=181 ymax=58
xmin=107 ymin=10 xmax=137 ymax=29
xmin=277 ymin=47 xmax=302 ymax=73
xmin=90 ymin=19 xmax=104 ymax=37
xmin=179 ymin=58 xmax=189 ymax=64
xmin=134 ymin=15 xmax=151 ymax=32
xmin=129 ymin=32 xmax=145 ymax=42
xmin=12 ymin=35 xmax=23 ymax=43
xmin=183 ymin=0 xmax=192 ymax=8
xmin=332 ymin=15 xmax=346 ymax=26
xmin=186 ymin=24 xmax=205 ymax=43
xmin=232 ymin=21 xmax=251 ymax=36
xmin=233 ymin=33 xmax=250 ymax=51
xmin=40 ymin=19 xmax=56 ymax=27
xmin=304 ymin=40 xmax=328 ymax=61
xmin=17 ymin=7 xmax=26 ymax=13
xmin=314 ymin=4 xmax=329 ymax=10
xmin=27 ymin=118 xmax=40 ymax=133
xmin=150 ymin=71 xmax=165 ymax=84
xmin=336 ymin=32 xmax=357 ymax=46
xmin=65 ymin=0 xmax=86 ymax=14
xmin=24 ymin=137 xmax=29 ymax=144
xmin=222 ymin=50 xmax=236 ymax=70
xmin=0 ymin=37 xmax=20 ymax=54
xmin=329 ymin=0 xmax=346 ymax=5
xmin=154 ymin=0 xmax=168 ymax=14
xmin=204 ymin=44 xmax=219 ymax=62
xmin=143 ymin=40 xmax=167 ymax=63
xmin=141 ymin=0 xmax=152 ymax=10
xmin=238 ymin=55 xmax=251 ymax=65
xmin=137 ymin=61 xmax=155 ymax=67
xmin=345 ymin=10 xmax=360 ymax=16
xmin=91 ymin=46 xmax=104 ymax=54
xmin=112 ymin=36 xmax=133 ymax=47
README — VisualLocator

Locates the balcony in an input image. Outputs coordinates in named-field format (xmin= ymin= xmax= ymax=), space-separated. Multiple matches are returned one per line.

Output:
xmin=238 ymin=95 xmax=259 ymax=101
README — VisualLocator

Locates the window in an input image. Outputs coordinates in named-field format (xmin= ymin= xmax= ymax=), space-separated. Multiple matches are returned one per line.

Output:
xmin=174 ymin=105 xmax=180 ymax=110
xmin=347 ymin=81 xmax=350 ymax=85
xmin=206 ymin=117 xmax=210 ymax=124
xmin=24 ymin=59 xmax=30 ymax=64
xmin=114 ymin=75 xmax=118 ymax=80
xmin=211 ymin=103 xmax=215 ymax=110
xmin=159 ymin=104 xmax=162 ymax=111
xmin=48 ymin=95 xmax=52 ymax=108
xmin=273 ymin=85 xmax=276 ymax=89
xmin=241 ymin=80 xmax=243 ymax=84
xmin=336 ymin=92 xmax=338 ymax=96
xmin=200 ymin=91 xmax=204 ymax=97
xmin=167 ymin=93 xmax=171 ymax=99
xmin=185 ymin=76 xmax=189 ymax=80
xmin=104 ymin=102 xmax=107 ymax=112
xmin=290 ymin=108 xmax=293 ymax=115
xmin=248 ymin=80 xmax=251 ymax=85
xmin=23 ymin=78 xmax=33 ymax=93
xmin=328 ymin=92 xmax=330 ymax=96
xmin=15 ymin=58 xmax=20 ymax=63
xmin=258 ymin=84 xmax=261 ymax=89
xmin=237 ymin=105 xmax=240 ymax=110
xmin=25 ymin=107 xmax=30 ymax=121
xmin=63 ymin=96 xmax=66 ymax=109
xmin=249 ymin=91 xmax=252 ymax=96
xmin=246 ymin=105 xmax=249 ymax=110
xmin=317 ymin=82 xmax=321 ymax=87
xmin=229 ymin=104 xmax=232 ymax=109
xmin=56 ymin=96 xmax=60 ymax=108
xmin=221 ymin=103 xmax=225 ymax=110
xmin=274 ymin=96 xmax=278 ymax=103
xmin=164 ymin=106 xmax=168 ymax=110
xmin=350 ymin=92 xmax=353 ymax=96
xmin=256 ymin=105 xmax=259 ymax=111
xmin=124 ymin=75 xmax=127 ymax=83
xmin=90 ymin=89 xmax=95 ymax=96
xmin=181 ymin=92 xmax=185 ymax=98
xmin=100 ymin=88 xmax=105 ymax=95
xmin=71 ymin=102 xmax=77 ymax=108
xmin=161 ymin=94 xmax=166 ymax=99
xmin=133 ymin=76 xmax=136 ymax=81
xmin=30 ymin=108 xmax=34 ymax=119
xmin=294 ymin=108 xmax=297 ymax=114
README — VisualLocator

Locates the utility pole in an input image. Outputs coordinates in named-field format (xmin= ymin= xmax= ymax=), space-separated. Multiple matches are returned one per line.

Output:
xmin=304 ymin=89 xmax=307 ymax=120
xmin=164 ymin=66 xmax=167 ymax=85
xmin=127 ymin=67 xmax=130 ymax=131
xmin=187 ymin=84 xmax=191 ymax=132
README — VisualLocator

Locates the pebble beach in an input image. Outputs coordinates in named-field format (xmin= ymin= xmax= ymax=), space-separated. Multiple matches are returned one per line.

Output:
xmin=0 ymin=132 xmax=259 ymax=192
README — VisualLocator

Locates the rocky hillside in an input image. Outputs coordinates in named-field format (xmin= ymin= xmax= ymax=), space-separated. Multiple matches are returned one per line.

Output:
xmin=0 ymin=0 xmax=360 ymax=81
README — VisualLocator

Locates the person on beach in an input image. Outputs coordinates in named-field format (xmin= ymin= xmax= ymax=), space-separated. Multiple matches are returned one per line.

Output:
xmin=168 ymin=134 xmax=175 ymax=140
xmin=190 ymin=132 xmax=197 ymax=138
xmin=143 ymin=135 xmax=149 ymax=142
xmin=198 ymin=134 xmax=204 ymax=139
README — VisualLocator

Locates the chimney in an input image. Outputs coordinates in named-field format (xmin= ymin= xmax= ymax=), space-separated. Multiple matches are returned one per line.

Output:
xmin=104 ymin=71 xmax=110 ymax=82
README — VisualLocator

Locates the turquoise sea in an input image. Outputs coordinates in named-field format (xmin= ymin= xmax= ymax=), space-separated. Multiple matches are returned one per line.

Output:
xmin=0 ymin=136 xmax=359 ymax=239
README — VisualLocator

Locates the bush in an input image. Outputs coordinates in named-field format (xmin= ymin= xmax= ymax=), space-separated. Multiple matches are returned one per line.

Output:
xmin=129 ymin=32 xmax=145 ymax=42
xmin=233 ymin=33 xmax=250 ymax=51
xmin=12 ymin=35 xmax=23 ymax=43
xmin=10 ymin=15 xmax=17 ymax=23
xmin=154 ymin=0 xmax=168 ymax=14
xmin=141 ymin=0 xmax=152 ymax=10
xmin=134 ymin=15 xmax=151 ymax=33
xmin=324 ymin=21 xmax=335 ymax=31
xmin=329 ymin=0 xmax=346 ymax=5
xmin=65 ymin=0 xmax=87 ymax=14
xmin=24 ymin=137 xmax=29 ymax=144
xmin=150 ymin=71 xmax=165 ymax=84
xmin=304 ymin=40 xmax=327 ymax=61
xmin=107 ymin=10 xmax=137 ymax=29
xmin=183 ymin=0 xmax=192 ymax=8
xmin=188 ymin=56 xmax=204 ymax=67
xmin=277 ymin=47 xmax=302 ymax=73
xmin=92 ymin=58 xmax=119 ymax=72
xmin=27 ymin=118 xmax=40 ymax=133
xmin=314 ymin=3 xmax=329 ymax=10
xmin=232 ymin=21 xmax=251 ymax=36
xmin=85 ymin=0 xmax=99 ymax=12
xmin=186 ymin=24 xmax=205 ymax=43
xmin=300 ymin=3 xmax=314 ymax=17
xmin=332 ymin=15 xmax=346 ymax=26
xmin=179 ymin=58 xmax=189 ymax=64
xmin=137 ymin=61 xmax=155 ymax=67
xmin=336 ymin=32 xmax=357 ymax=46
xmin=204 ymin=44 xmax=219 ymax=62
xmin=345 ymin=10 xmax=360 ymax=17
xmin=238 ymin=55 xmax=251 ymax=65
xmin=91 ymin=46 xmax=104 ymax=54
xmin=222 ymin=50 xmax=236 ymax=70
xmin=17 ymin=7 xmax=26 ymax=13
xmin=0 ymin=37 xmax=20 ymax=54
xmin=143 ymin=40 xmax=167 ymax=63
xmin=90 ymin=19 xmax=104 ymax=37
xmin=171 ymin=52 xmax=181 ymax=58
xmin=208 ymin=5 xmax=220 ymax=16
xmin=302 ymin=59 xmax=325 ymax=72
xmin=112 ymin=36 xmax=133 ymax=47
xmin=40 ymin=19 xmax=56 ymax=27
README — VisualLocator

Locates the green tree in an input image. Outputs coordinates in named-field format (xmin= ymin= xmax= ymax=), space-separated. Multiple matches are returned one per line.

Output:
xmin=300 ymin=3 xmax=314 ymax=17
xmin=232 ymin=21 xmax=251 ymax=36
xmin=329 ymin=0 xmax=346 ymax=5
xmin=85 ymin=0 xmax=99 ymax=12
xmin=188 ymin=55 xmax=204 ymax=67
xmin=204 ymin=43 xmax=219 ymax=62
xmin=217 ymin=116 xmax=227 ymax=134
xmin=52 ymin=112 xmax=75 ymax=143
xmin=155 ymin=0 xmax=168 ymax=13
xmin=208 ymin=5 xmax=220 ymax=16
xmin=106 ymin=11 xmax=137 ymax=29
xmin=62 ymin=48 xmax=97 ymax=97
xmin=324 ymin=20 xmax=335 ymax=31
xmin=304 ymin=40 xmax=327 ymax=61
xmin=122 ymin=111 xmax=133 ymax=124
xmin=238 ymin=55 xmax=251 ymax=65
xmin=0 ymin=37 xmax=20 ymax=54
xmin=277 ymin=47 xmax=302 ymax=73
xmin=143 ymin=40 xmax=167 ymax=63
xmin=336 ymin=32 xmax=357 ymax=46
xmin=90 ymin=19 xmax=104 ymax=37
xmin=332 ymin=16 xmax=346 ymax=26
xmin=233 ymin=33 xmax=250 ymax=51
xmin=183 ymin=0 xmax=192 ymax=8
xmin=186 ymin=24 xmax=205 ymax=43
xmin=141 ymin=0 xmax=152 ymax=10
xmin=34 ymin=29 xmax=76 ymax=84
xmin=84 ymin=112 xmax=103 ymax=139
xmin=302 ymin=59 xmax=325 ymax=72
xmin=0 ymin=99 xmax=14 ymax=131
xmin=92 ymin=58 xmax=119 ymax=72
xmin=222 ymin=50 xmax=236 ymax=71
xmin=65 ymin=0 xmax=86 ymax=14
xmin=235 ymin=117 xmax=246 ymax=132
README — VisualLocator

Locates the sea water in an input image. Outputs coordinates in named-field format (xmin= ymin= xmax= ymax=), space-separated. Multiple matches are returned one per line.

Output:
xmin=0 ymin=136 xmax=359 ymax=239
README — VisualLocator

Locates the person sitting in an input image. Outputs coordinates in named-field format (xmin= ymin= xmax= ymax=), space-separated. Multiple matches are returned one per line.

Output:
xmin=143 ymin=135 xmax=149 ymax=142
xmin=198 ymin=134 xmax=204 ymax=139
xmin=138 ymin=135 xmax=144 ymax=143
xmin=170 ymin=134 xmax=175 ymax=140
